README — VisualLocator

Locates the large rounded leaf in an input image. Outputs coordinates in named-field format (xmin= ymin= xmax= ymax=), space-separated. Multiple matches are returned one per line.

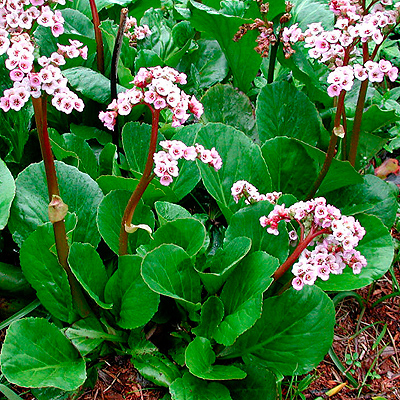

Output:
xmin=96 ymin=190 xmax=155 ymax=254
xmin=256 ymin=81 xmax=321 ymax=146
xmin=141 ymin=244 xmax=201 ymax=309
xmin=68 ymin=243 xmax=111 ymax=309
xmin=317 ymin=213 xmax=394 ymax=291
xmin=170 ymin=373 xmax=232 ymax=400
xmin=221 ymin=286 xmax=335 ymax=376
xmin=104 ymin=255 xmax=159 ymax=329
xmin=325 ymin=174 xmax=398 ymax=229
xmin=0 ymin=158 xmax=15 ymax=230
xmin=213 ymin=252 xmax=278 ymax=346
xmin=1 ymin=318 xmax=86 ymax=390
xmin=195 ymin=123 xmax=271 ymax=221
xmin=20 ymin=222 xmax=78 ymax=323
xmin=9 ymin=161 xmax=103 ymax=247
xmin=225 ymin=201 xmax=289 ymax=263
xmin=186 ymin=337 xmax=246 ymax=380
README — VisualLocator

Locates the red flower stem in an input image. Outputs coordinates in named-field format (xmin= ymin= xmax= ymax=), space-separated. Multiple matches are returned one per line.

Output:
xmin=89 ymin=0 xmax=105 ymax=74
xmin=273 ymin=227 xmax=330 ymax=281
xmin=348 ymin=42 xmax=369 ymax=167
xmin=119 ymin=107 xmax=160 ymax=256
xmin=32 ymin=96 xmax=91 ymax=318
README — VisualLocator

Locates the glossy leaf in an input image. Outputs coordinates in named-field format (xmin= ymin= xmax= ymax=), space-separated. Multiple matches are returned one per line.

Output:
xmin=317 ymin=214 xmax=394 ymax=291
xmin=142 ymin=218 xmax=207 ymax=257
xmin=195 ymin=123 xmax=271 ymax=221
xmin=133 ymin=352 xmax=181 ymax=387
xmin=192 ymin=296 xmax=224 ymax=339
xmin=213 ymin=252 xmax=278 ymax=346
xmin=68 ymin=243 xmax=111 ymax=309
xmin=96 ymin=190 xmax=155 ymax=254
xmin=104 ymin=255 xmax=160 ymax=329
xmin=225 ymin=202 xmax=289 ymax=264
xmin=1 ymin=318 xmax=86 ymax=390
xmin=141 ymin=244 xmax=201 ymax=309
xmin=155 ymin=201 xmax=192 ymax=225
xmin=221 ymin=286 xmax=335 ymax=376
xmin=0 ymin=158 xmax=15 ymax=229
xmin=226 ymin=364 xmax=277 ymax=400
xmin=0 ymin=262 xmax=31 ymax=295
xmin=196 ymin=236 xmax=252 ymax=294
xmin=202 ymin=84 xmax=255 ymax=136
xmin=186 ymin=337 xmax=246 ymax=380
xmin=9 ymin=161 xmax=103 ymax=247
xmin=292 ymin=0 xmax=334 ymax=30
xmin=257 ymin=81 xmax=321 ymax=146
xmin=170 ymin=373 xmax=232 ymax=400
xmin=189 ymin=1 xmax=261 ymax=92
xmin=325 ymin=174 xmax=398 ymax=229
xmin=20 ymin=222 xmax=78 ymax=323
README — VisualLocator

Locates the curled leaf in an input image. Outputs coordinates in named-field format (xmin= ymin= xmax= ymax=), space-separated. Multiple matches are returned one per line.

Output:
xmin=48 ymin=195 xmax=68 ymax=223
xmin=125 ymin=223 xmax=153 ymax=238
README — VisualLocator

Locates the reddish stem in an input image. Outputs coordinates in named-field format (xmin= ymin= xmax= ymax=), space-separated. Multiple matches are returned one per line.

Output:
xmin=89 ymin=0 xmax=105 ymax=74
xmin=119 ymin=107 xmax=160 ymax=255
xmin=273 ymin=226 xmax=330 ymax=281
xmin=32 ymin=96 xmax=91 ymax=318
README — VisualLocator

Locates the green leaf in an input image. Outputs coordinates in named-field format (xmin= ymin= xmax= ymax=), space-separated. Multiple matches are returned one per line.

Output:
xmin=180 ymin=40 xmax=228 ymax=89
xmin=96 ymin=190 xmax=155 ymax=254
xmin=168 ymin=125 xmax=202 ymax=200
xmin=122 ymin=122 xmax=165 ymax=174
xmin=170 ymin=373 xmax=232 ymax=400
xmin=99 ymin=143 xmax=117 ymax=176
xmin=68 ymin=0 xmax=132 ymax=18
xmin=261 ymin=137 xmax=363 ymax=197
xmin=1 ymin=318 xmax=86 ymax=390
xmin=225 ymin=202 xmax=289 ymax=263
xmin=195 ymin=123 xmax=271 ymax=221
xmin=196 ymin=236 xmax=252 ymax=294
xmin=317 ymin=214 xmax=394 ymax=291
xmin=9 ymin=161 xmax=103 ymax=247
xmin=325 ymin=174 xmax=398 ymax=229
xmin=192 ymin=296 xmax=224 ymax=339
xmin=63 ymin=67 xmax=126 ymax=104
xmin=70 ymin=124 xmax=112 ymax=145
xmin=186 ymin=337 xmax=246 ymax=380
xmin=133 ymin=352 xmax=181 ymax=387
xmin=68 ymin=243 xmax=112 ymax=309
xmin=20 ymin=222 xmax=78 ymax=323
xmin=143 ymin=218 xmax=207 ymax=257
xmin=155 ymin=201 xmax=192 ymax=225
xmin=221 ymin=286 xmax=335 ymax=376
xmin=0 ymin=262 xmax=31 ymax=295
xmin=226 ymin=364 xmax=277 ymax=400
xmin=189 ymin=1 xmax=261 ymax=92
xmin=141 ymin=244 xmax=201 ymax=309
xmin=0 ymin=384 xmax=24 ymax=400
xmin=0 ymin=104 xmax=33 ymax=163
xmin=292 ymin=0 xmax=334 ymax=30
xmin=202 ymin=84 xmax=255 ymax=136
xmin=96 ymin=175 xmax=166 ymax=203
xmin=213 ymin=252 xmax=278 ymax=346
xmin=0 ymin=158 xmax=15 ymax=230
xmin=64 ymin=316 xmax=107 ymax=356
xmin=50 ymin=132 xmax=99 ymax=180
xmin=257 ymin=81 xmax=322 ymax=146
xmin=104 ymin=255 xmax=160 ymax=329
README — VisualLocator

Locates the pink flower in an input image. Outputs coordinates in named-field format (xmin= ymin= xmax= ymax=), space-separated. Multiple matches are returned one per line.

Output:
xmin=327 ymin=84 xmax=342 ymax=97
xmin=160 ymin=173 xmax=173 ymax=186
xmin=388 ymin=66 xmax=398 ymax=82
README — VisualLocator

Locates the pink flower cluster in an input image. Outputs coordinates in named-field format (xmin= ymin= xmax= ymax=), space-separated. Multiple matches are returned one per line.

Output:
xmin=0 ymin=0 xmax=65 ymax=38
xmin=99 ymin=66 xmax=203 ymax=130
xmin=124 ymin=16 xmax=151 ymax=45
xmin=231 ymin=180 xmax=282 ymax=205
xmin=0 ymin=38 xmax=87 ymax=113
xmin=153 ymin=140 xmax=222 ymax=186
xmin=291 ymin=0 xmax=400 ymax=96
xmin=260 ymin=197 xmax=367 ymax=290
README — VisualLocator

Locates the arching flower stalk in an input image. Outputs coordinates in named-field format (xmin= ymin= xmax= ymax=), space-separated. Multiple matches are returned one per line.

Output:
xmin=100 ymin=67 xmax=222 ymax=255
